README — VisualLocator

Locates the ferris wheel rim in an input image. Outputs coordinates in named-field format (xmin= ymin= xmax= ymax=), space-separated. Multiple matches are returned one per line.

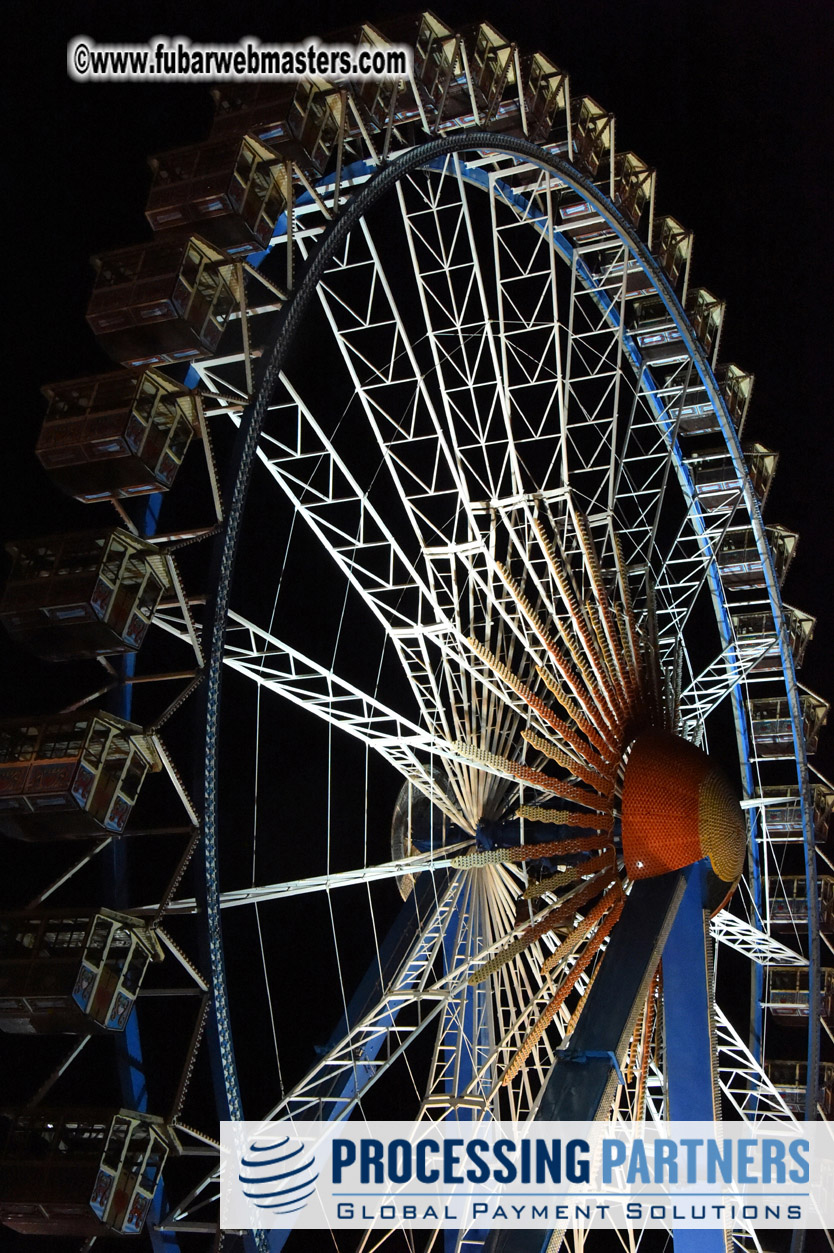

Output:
xmin=195 ymin=128 xmax=820 ymax=1212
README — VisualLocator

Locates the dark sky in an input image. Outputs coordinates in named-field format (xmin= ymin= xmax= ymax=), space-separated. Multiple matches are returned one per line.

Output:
xmin=1 ymin=2 xmax=832 ymax=1251
xmin=4 ymin=0 xmax=832 ymax=766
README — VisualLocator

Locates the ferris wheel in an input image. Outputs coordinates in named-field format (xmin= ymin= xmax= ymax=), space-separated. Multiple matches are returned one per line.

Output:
xmin=0 ymin=13 xmax=830 ymax=1253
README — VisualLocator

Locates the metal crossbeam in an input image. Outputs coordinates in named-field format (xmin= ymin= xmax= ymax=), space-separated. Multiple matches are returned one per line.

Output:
xmin=713 ymin=1004 xmax=797 ymax=1121
xmin=710 ymin=910 xmax=808 ymax=968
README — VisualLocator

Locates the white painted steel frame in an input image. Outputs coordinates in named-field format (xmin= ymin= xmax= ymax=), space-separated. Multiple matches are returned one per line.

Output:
xmin=151 ymin=139 xmax=820 ymax=1249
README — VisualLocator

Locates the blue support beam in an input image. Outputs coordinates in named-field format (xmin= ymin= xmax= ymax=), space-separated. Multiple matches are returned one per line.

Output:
xmin=486 ymin=872 xmax=687 ymax=1253
xmin=484 ymin=866 xmax=730 ymax=1253
xmin=267 ymin=869 xmax=455 ymax=1252
xmin=108 ymin=499 xmax=180 ymax=1253
xmin=663 ymin=861 xmax=726 ymax=1253
xmin=663 ymin=862 xmax=719 ymax=1122
xmin=442 ymin=888 xmax=491 ymax=1253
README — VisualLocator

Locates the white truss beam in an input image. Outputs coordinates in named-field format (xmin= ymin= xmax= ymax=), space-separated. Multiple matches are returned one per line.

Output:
xmin=714 ymin=1004 xmax=798 ymax=1121
xmin=711 ymin=910 xmax=807 ymax=967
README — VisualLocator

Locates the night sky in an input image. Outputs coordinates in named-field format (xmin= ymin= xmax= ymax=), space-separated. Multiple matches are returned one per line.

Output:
xmin=5 ymin=0 xmax=832 ymax=762
xmin=1 ymin=2 xmax=832 ymax=1251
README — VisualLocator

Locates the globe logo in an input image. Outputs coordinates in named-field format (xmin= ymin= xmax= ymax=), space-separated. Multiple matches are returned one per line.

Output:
xmin=238 ymin=1135 xmax=319 ymax=1214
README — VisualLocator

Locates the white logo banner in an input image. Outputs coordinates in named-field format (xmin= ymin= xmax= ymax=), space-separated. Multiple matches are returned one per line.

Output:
xmin=220 ymin=1120 xmax=834 ymax=1232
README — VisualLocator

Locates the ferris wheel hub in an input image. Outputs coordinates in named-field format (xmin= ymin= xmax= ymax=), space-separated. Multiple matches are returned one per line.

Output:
xmin=621 ymin=730 xmax=745 ymax=892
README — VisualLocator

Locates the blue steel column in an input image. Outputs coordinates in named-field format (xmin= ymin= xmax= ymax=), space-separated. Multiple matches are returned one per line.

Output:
xmin=266 ymin=870 xmax=456 ymax=1252
xmin=441 ymin=881 xmax=491 ymax=1253
xmin=105 ymin=492 xmax=181 ymax=1252
xmin=662 ymin=861 xmax=725 ymax=1253
xmin=486 ymin=866 xmax=726 ymax=1253
xmin=486 ymin=872 xmax=687 ymax=1253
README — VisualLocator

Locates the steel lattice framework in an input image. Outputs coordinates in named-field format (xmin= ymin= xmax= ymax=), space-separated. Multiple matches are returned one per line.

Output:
xmin=188 ymin=131 xmax=827 ymax=1246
